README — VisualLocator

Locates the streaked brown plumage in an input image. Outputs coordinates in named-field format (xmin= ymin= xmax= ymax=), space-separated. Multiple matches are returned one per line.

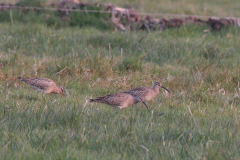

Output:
xmin=18 ymin=77 xmax=64 ymax=95
xmin=124 ymin=82 xmax=170 ymax=103
xmin=89 ymin=92 xmax=148 ymax=109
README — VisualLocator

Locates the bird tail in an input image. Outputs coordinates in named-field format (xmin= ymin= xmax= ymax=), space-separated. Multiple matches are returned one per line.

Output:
xmin=18 ymin=77 xmax=27 ymax=82
xmin=89 ymin=99 xmax=96 ymax=103
xmin=89 ymin=97 xmax=105 ymax=103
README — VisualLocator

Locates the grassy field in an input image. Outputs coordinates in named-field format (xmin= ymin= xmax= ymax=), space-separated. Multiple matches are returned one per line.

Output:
xmin=1 ymin=0 xmax=240 ymax=159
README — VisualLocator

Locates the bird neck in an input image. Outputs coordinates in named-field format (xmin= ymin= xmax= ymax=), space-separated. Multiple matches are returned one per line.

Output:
xmin=152 ymin=86 xmax=160 ymax=94
xmin=153 ymin=85 xmax=159 ymax=90
xmin=52 ymin=86 xmax=61 ymax=94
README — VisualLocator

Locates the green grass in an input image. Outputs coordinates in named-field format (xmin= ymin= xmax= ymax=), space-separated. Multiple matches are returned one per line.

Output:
xmin=1 ymin=0 xmax=240 ymax=159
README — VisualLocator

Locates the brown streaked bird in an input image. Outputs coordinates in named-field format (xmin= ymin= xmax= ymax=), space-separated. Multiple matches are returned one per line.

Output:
xmin=18 ymin=77 xmax=64 ymax=95
xmin=89 ymin=92 xmax=149 ymax=109
xmin=123 ymin=82 xmax=170 ymax=106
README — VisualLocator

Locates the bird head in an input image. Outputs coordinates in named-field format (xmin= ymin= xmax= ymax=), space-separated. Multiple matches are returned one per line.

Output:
xmin=154 ymin=82 xmax=170 ymax=93
xmin=58 ymin=86 xmax=64 ymax=96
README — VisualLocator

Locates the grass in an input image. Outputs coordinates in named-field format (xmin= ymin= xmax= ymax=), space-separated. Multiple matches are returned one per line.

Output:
xmin=1 ymin=0 xmax=240 ymax=159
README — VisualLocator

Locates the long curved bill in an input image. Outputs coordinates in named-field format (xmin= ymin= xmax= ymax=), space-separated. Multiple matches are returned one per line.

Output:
xmin=161 ymin=86 xmax=170 ymax=93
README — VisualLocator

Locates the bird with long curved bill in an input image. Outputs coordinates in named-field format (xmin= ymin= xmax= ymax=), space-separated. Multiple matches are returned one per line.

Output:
xmin=123 ymin=82 xmax=170 ymax=108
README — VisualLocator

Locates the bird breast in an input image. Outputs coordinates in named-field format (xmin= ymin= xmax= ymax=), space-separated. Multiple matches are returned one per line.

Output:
xmin=46 ymin=85 xmax=60 ymax=94
xmin=142 ymin=89 xmax=159 ymax=101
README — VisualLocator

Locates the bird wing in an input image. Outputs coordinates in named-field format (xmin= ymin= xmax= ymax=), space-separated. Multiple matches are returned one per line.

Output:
xmin=124 ymin=87 xmax=148 ymax=97
xmin=94 ymin=93 xmax=127 ymax=105
xmin=105 ymin=93 xmax=129 ymax=105
xmin=26 ymin=78 xmax=56 ymax=90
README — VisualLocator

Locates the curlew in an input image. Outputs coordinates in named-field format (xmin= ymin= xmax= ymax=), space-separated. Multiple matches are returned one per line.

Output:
xmin=89 ymin=92 xmax=149 ymax=109
xmin=123 ymin=82 xmax=170 ymax=107
xmin=18 ymin=77 xmax=64 ymax=95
